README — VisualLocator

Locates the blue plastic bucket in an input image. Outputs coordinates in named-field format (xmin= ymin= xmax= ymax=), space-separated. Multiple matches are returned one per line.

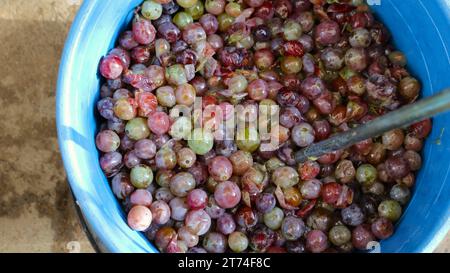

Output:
xmin=56 ymin=0 xmax=450 ymax=253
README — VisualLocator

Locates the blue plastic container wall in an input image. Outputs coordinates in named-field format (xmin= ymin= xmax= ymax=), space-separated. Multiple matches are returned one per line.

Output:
xmin=56 ymin=0 xmax=450 ymax=253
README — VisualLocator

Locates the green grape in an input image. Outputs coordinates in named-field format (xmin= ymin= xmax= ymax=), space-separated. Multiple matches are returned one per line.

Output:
xmin=188 ymin=128 xmax=214 ymax=155
xmin=225 ymin=2 xmax=242 ymax=17
xmin=173 ymin=11 xmax=194 ymax=29
xmin=329 ymin=225 xmax=351 ymax=246
xmin=265 ymin=157 xmax=285 ymax=173
xmin=125 ymin=117 xmax=150 ymax=140
xmin=169 ymin=116 xmax=192 ymax=140
xmin=236 ymin=127 xmax=260 ymax=153
xmin=228 ymin=74 xmax=248 ymax=93
xmin=378 ymin=200 xmax=402 ymax=222
xmin=264 ymin=207 xmax=284 ymax=230
xmin=282 ymin=20 xmax=303 ymax=41
xmin=177 ymin=0 xmax=198 ymax=9
xmin=217 ymin=13 xmax=234 ymax=32
xmin=130 ymin=164 xmax=154 ymax=188
xmin=141 ymin=0 xmax=163 ymax=20
xmin=228 ymin=232 xmax=248 ymax=253
xmin=156 ymin=86 xmax=176 ymax=107
xmin=356 ymin=164 xmax=377 ymax=187
xmin=272 ymin=166 xmax=299 ymax=188
xmin=165 ymin=64 xmax=188 ymax=86
xmin=185 ymin=0 xmax=204 ymax=20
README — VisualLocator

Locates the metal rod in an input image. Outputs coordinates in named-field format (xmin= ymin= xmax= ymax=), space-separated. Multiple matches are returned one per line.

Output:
xmin=295 ymin=88 xmax=450 ymax=163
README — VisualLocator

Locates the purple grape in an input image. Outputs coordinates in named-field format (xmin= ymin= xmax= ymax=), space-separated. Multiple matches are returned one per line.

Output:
xmin=315 ymin=20 xmax=341 ymax=46
xmin=341 ymin=204 xmax=365 ymax=226
xmin=306 ymin=230 xmax=329 ymax=253
xmin=134 ymin=139 xmax=157 ymax=159
xmin=292 ymin=122 xmax=315 ymax=147
xmin=216 ymin=213 xmax=236 ymax=235
xmin=301 ymin=76 xmax=325 ymax=100
xmin=97 ymin=97 xmax=115 ymax=120
xmin=124 ymin=150 xmax=141 ymax=169
xmin=255 ymin=193 xmax=276 ymax=213
xmin=100 ymin=152 xmax=123 ymax=177
xmin=158 ymin=22 xmax=181 ymax=43
xmin=96 ymin=130 xmax=120 ymax=153
xmin=199 ymin=14 xmax=219 ymax=35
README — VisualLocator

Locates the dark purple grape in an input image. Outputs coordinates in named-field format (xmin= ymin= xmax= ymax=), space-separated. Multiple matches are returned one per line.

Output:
xmin=190 ymin=75 xmax=207 ymax=95
xmin=281 ymin=216 xmax=305 ymax=241
xmin=153 ymin=14 xmax=172 ymax=28
xmin=253 ymin=25 xmax=272 ymax=42
xmin=299 ymin=34 xmax=314 ymax=53
xmin=277 ymin=144 xmax=296 ymax=166
xmin=301 ymin=76 xmax=325 ymax=100
xmin=358 ymin=194 xmax=381 ymax=217
xmin=371 ymin=217 xmax=394 ymax=240
xmin=219 ymin=47 xmax=250 ymax=69
xmin=217 ymin=213 xmax=236 ymax=235
xmin=124 ymin=150 xmax=141 ymax=169
xmin=277 ymin=89 xmax=301 ymax=107
xmin=119 ymin=30 xmax=139 ymax=50
xmin=306 ymin=230 xmax=329 ymax=253
xmin=341 ymin=204 xmax=365 ymax=226
xmin=176 ymin=49 xmax=197 ymax=65
xmin=280 ymin=107 xmax=303 ymax=128
xmin=249 ymin=227 xmax=275 ymax=252
xmin=172 ymin=39 xmax=188 ymax=53
xmin=199 ymin=14 xmax=219 ymax=35
xmin=255 ymin=193 xmax=276 ymax=213
xmin=120 ymin=134 xmax=136 ymax=152
xmin=302 ymin=53 xmax=316 ymax=75
xmin=293 ymin=0 xmax=312 ymax=11
xmin=321 ymin=48 xmax=344 ymax=71
xmin=100 ymin=152 xmax=123 ymax=177
xmin=286 ymin=240 xmax=306 ymax=253
xmin=385 ymin=156 xmax=410 ymax=179
xmin=97 ymin=97 xmax=115 ymax=120
xmin=131 ymin=46 xmax=151 ymax=64
xmin=107 ymin=78 xmax=122 ymax=90
xmin=162 ymin=1 xmax=180 ymax=14
xmin=296 ymin=95 xmax=310 ymax=114
xmin=352 ymin=224 xmax=375 ymax=250
xmin=315 ymin=20 xmax=341 ymax=46
xmin=313 ymin=120 xmax=331 ymax=141
xmin=274 ymin=0 xmax=292 ymax=18
xmin=157 ymin=22 xmax=181 ymax=43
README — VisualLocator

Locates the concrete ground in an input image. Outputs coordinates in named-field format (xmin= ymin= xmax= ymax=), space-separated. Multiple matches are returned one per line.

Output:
xmin=0 ymin=0 xmax=448 ymax=253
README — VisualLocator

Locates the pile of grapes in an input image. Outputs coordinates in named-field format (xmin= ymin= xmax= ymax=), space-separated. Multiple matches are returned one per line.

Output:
xmin=95 ymin=0 xmax=431 ymax=253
